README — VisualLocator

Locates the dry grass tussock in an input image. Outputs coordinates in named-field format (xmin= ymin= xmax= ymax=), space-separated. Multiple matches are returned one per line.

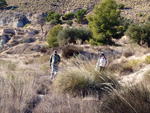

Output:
xmin=108 ymin=55 xmax=150 ymax=75
xmin=53 ymin=56 xmax=119 ymax=97
xmin=0 ymin=74 xmax=36 ymax=113
xmin=100 ymin=70 xmax=150 ymax=113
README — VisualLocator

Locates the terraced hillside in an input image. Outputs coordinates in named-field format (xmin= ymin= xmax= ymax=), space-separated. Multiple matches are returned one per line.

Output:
xmin=5 ymin=0 xmax=150 ymax=22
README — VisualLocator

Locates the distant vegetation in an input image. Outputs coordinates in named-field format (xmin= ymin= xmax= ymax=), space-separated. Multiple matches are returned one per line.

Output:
xmin=87 ymin=0 xmax=125 ymax=45
xmin=62 ymin=13 xmax=74 ymax=20
xmin=126 ymin=22 xmax=150 ymax=47
xmin=0 ymin=0 xmax=7 ymax=9
xmin=75 ymin=9 xmax=87 ymax=24
xmin=45 ymin=11 xmax=62 ymax=24
xmin=57 ymin=27 xmax=92 ymax=46
xmin=47 ymin=24 xmax=63 ymax=48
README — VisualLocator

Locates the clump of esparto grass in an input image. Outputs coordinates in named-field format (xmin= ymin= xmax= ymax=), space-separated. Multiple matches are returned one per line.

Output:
xmin=33 ymin=94 xmax=81 ymax=113
xmin=53 ymin=57 xmax=119 ymax=97
xmin=100 ymin=83 xmax=150 ymax=113
xmin=145 ymin=56 xmax=150 ymax=64
xmin=109 ymin=59 xmax=144 ymax=75
xmin=0 ymin=74 xmax=36 ymax=113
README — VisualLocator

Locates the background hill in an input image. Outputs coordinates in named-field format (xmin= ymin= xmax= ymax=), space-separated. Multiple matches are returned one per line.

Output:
xmin=5 ymin=0 xmax=150 ymax=22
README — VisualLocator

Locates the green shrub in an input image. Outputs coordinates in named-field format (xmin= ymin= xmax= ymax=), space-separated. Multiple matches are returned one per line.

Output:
xmin=63 ymin=13 xmax=74 ymax=20
xmin=126 ymin=22 xmax=150 ymax=47
xmin=100 ymin=84 xmax=150 ymax=113
xmin=67 ymin=20 xmax=73 ymax=26
xmin=53 ymin=59 xmax=119 ymax=96
xmin=50 ymin=19 xmax=58 ymax=25
xmin=139 ymin=13 xmax=143 ymax=17
xmin=47 ymin=24 xmax=63 ymax=48
xmin=57 ymin=27 xmax=92 ymax=46
xmin=0 ymin=0 xmax=7 ymax=9
xmin=75 ymin=9 xmax=87 ymax=24
xmin=24 ymin=24 xmax=30 ymax=28
xmin=145 ymin=56 xmax=150 ymax=64
xmin=87 ymin=0 xmax=124 ymax=45
xmin=45 ymin=11 xmax=61 ymax=24
xmin=117 ymin=3 xmax=125 ymax=9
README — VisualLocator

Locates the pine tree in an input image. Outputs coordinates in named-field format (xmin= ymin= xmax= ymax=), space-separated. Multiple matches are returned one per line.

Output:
xmin=87 ymin=0 xmax=123 ymax=45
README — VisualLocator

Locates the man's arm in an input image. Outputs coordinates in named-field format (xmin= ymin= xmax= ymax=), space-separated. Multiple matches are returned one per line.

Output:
xmin=105 ymin=58 xmax=108 ymax=67
xmin=57 ymin=55 xmax=61 ymax=64
xmin=50 ymin=55 xmax=53 ymax=66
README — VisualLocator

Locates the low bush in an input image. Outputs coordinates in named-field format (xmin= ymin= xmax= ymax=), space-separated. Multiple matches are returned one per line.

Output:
xmin=45 ymin=11 xmax=61 ymax=24
xmin=75 ymin=9 xmax=87 ymax=24
xmin=126 ymin=22 xmax=150 ymax=47
xmin=62 ymin=45 xmax=83 ymax=59
xmin=57 ymin=27 xmax=92 ymax=46
xmin=139 ymin=13 xmax=143 ymax=17
xmin=145 ymin=56 xmax=150 ymax=64
xmin=117 ymin=3 xmax=125 ymax=9
xmin=53 ymin=58 xmax=119 ymax=97
xmin=67 ymin=20 xmax=73 ymax=26
xmin=63 ymin=13 xmax=74 ymax=20
xmin=123 ymin=51 xmax=134 ymax=58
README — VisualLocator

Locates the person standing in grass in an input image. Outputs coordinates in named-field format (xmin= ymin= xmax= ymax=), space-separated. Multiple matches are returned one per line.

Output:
xmin=50 ymin=50 xmax=61 ymax=80
xmin=96 ymin=52 xmax=108 ymax=72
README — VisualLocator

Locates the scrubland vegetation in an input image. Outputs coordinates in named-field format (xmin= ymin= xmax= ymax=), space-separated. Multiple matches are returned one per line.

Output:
xmin=1 ymin=0 xmax=150 ymax=112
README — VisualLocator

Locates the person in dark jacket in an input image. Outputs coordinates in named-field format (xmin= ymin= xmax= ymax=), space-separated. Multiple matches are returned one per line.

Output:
xmin=50 ymin=50 xmax=61 ymax=80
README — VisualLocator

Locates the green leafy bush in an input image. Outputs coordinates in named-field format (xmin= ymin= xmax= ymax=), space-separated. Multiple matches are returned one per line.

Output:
xmin=75 ymin=9 xmax=87 ymax=24
xmin=117 ymin=3 xmax=125 ymax=9
xmin=139 ymin=13 xmax=143 ymax=17
xmin=0 ymin=0 xmax=7 ymax=9
xmin=63 ymin=13 xmax=74 ymax=20
xmin=45 ymin=11 xmax=61 ymax=24
xmin=47 ymin=24 xmax=63 ymax=48
xmin=67 ymin=20 xmax=73 ymax=26
xmin=87 ymin=0 xmax=124 ymax=45
xmin=57 ymin=27 xmax=92 ymax=46
xmin=126 ymin=22 xmax=150 ymax=47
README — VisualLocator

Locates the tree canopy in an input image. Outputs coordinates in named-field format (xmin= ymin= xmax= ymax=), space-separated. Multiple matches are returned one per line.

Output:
xmin=87 ymin=0 xmax=124 ymax=45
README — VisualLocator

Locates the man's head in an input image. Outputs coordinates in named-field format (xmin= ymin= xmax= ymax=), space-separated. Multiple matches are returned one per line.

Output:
xmin=53 ymin=50 xmax=57 ymax=54
xmin=100 ymin=52 xmax=105 ymax=57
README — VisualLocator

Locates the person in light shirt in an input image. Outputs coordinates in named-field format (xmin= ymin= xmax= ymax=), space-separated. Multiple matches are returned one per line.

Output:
xmin=96 ymin=53 xmax=108 ymax=72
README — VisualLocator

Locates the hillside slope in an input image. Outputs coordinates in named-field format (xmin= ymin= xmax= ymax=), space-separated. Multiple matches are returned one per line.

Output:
xmin=5 ymin=0 xmax=150 ymax=22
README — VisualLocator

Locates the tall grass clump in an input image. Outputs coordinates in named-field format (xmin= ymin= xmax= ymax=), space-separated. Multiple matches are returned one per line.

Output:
xmin=100 ymin=84 xmax=150 ymax=113
xmin=145 ymin=56 xmax=150 ymax=64
xmin=0 ymin=74 xmax=36 ymax=113
xmin=53 ymin=57 xmax=119 ymax=97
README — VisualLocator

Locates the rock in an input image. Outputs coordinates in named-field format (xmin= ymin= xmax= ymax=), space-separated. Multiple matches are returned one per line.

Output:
xmin=3 ymin=29 xmax=16 ymax=35
xmin=0 ymin=12 xmax=30 ymax=28
xmin=5 ymin=44 xmax=41 ymax=54
xmin=20 ymin=38 xmax=36 ymax=43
